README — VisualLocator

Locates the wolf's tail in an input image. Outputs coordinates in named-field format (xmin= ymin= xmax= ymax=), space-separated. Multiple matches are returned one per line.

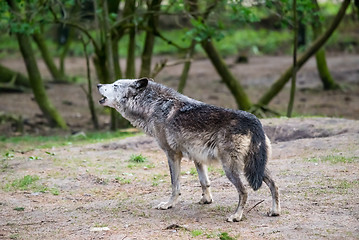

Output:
xmin=244 ymin=134 xmax=270 ymax=191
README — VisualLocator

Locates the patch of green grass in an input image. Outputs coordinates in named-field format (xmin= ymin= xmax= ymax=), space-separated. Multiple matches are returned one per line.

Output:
xmin=208 ymin=166 xmax=225 ymax=176
xmin=129 ymin=154 xmax=147 ymax=163
xmin=9 ymin=175 xmax=40 ymax=190
xmin=189 ymin=167 xmax=198 ymax=176
xmin=336 ymin=179 xmax=359 ymax=191
xmin=115 ymin=177 xmax=131 ymax=184
xmin=307 ymin=155 xmax=357 ymax=164
xmin=144 ymin=163 xmax=156 ymax=169
xmin=9 ymin=234 xmax=20 ymax=239
xmin=219 ymin=232 xmax=237 ymax=240
xmin=191 ymin=229 xmax=203 ymax=237
xmin=0 ymin=131 xmax=138 ymax=150
xmin=50 ymin=188 xmax=60 ymax=195
xmin=13 ymin=207 xmax=25 ymax=211
xmin=152 ymin=173 xmax=166 ymax=186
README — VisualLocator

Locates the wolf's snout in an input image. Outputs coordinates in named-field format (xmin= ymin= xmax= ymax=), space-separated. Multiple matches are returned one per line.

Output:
xmin=97 ymin=84 xmax=102 ymax=89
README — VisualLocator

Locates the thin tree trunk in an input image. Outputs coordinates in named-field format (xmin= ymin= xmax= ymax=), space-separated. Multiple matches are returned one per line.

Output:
xmin=33 ymin=32 xmax=66 ymax=82
xmin=7 ymin=0 xmax=67 ymax=129
xmin=59 ymin=27 xmax=74 ymax=77
xmin=201 ymin=40 xmax=252 ymax=110
xmin=257 ymin=0 xmax=350 ymax=108
xmin=108 ymin=0 xmax=122 ymax=79
xmin=81 ymin=36 xmax=99 ymax=129
xmin=287 ymin=0 xmax=298 ymax=117
xmin=178 ymin=40 xmax=196 ymax=94
xmin=102 ymin=0 xmax=119 ymax=130
xmin=140 ymin=0 xmax=162 ymax=77
xmin=17 ymin=33 xmax=68 ymax=129
xmin=312 ymin=0 xmax=339 ymax=90
xmin=124 ymin=0 xmax=136 ymax=78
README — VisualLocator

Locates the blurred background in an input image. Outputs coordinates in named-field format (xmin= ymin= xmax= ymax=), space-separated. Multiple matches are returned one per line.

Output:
xmin=0 ymin=0 xmax=358 ymax=137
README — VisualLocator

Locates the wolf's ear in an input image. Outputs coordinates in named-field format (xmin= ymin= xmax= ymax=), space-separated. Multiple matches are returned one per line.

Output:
xmin=134 ymin=78 xmax=149 ymax=89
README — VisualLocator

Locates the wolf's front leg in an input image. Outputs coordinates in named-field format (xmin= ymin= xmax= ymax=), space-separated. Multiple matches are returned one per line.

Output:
xmin=156 ymin=152 xmax=182 ymax=210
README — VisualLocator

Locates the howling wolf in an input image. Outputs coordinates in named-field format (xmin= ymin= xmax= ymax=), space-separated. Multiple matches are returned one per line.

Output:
xmin=97 ymin=78 xmax=280 ymax=222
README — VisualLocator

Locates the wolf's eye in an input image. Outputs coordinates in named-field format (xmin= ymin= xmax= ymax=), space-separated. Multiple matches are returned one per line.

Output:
xmin=114 ymin=85 xmax=119 ymax=90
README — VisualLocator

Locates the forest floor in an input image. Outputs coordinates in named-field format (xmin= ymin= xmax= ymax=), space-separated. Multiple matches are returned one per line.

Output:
xmin=0 ymin=54 xmax=359 ymax=239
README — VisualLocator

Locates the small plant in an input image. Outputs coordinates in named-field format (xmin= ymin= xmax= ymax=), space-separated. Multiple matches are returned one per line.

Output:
xmin=50 ymin=188 xmax=60 ymax=195
xmin=115 ymin=177 xmax=131 ymax=184
xmin=189 ymin=167 xmax=198 ymax=176
xmin=219 ymin=232 xmax=237 ymax=240
xmin=4 ymin=152 xmax=14 ymax=158
xmin=45 ymin=151 xmax=55 ymax=156
xmin=129 ymin=154 xmax=147 ymax=163
xmin=191 ymin=229 xmax=203 ymax=237
xmin=10 ymin=175 xmax=40 ymax=190
xmin=13 ymin=207 xmax=25 ymax=211
xmin=9 ymin=234 xmax=19 ymax=239
xmin=28 ymin=156 xmax=42 ymax=161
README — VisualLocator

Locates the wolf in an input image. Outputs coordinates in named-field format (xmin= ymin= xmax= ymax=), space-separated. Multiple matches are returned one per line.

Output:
xmin=97 ymin=77 xmax=280 ymax=222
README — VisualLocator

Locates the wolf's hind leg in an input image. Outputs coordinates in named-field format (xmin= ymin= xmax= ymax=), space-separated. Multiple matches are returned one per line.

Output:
xmin=156 ymin=152 xmax=182 ymax=210
xmin=222 ymin=161 xmax=247 ymax=222
xmin=263 ymin=169 xmax=281 ymax=216
xmin=194 ymin=162 xmax=213 ymax=204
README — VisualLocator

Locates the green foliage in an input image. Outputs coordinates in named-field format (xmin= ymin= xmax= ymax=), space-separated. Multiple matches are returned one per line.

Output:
xmin=0 ymin=131 xmax=138 ymax=150
xmin=13 ymin=207 xmax=25 ymax=211
xmin=227 ymin=1 xmax=260 ymax=23
xmin=307 ymin=155 xmax=357 ymax=164
xmin=186 ymin=18 xmax=225 ymax=42
xmin=219 ymin=232 xmax=237 ymax=240
xmin=115 ymin=177 xmax=131 ymax=184
xmin=129 ymin=154 xmax=147 ymax=163
xmin=189 ymin=167 xmax=198 ymax=176
xmin=9 ymin=175 xmax=40 ymax=190
xmin=191 ymin=229 xmax=203 ymax=237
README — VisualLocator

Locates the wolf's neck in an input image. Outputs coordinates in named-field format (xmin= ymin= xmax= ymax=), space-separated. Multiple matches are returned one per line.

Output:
xmin=119 ymin=88 xmax=161 ymax=136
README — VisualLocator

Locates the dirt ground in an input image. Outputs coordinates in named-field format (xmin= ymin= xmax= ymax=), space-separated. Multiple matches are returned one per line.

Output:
xmin=0 ymin=118 xmax=358 ymax=239
xmin=0 ymin=54 xmax=359 ymax=239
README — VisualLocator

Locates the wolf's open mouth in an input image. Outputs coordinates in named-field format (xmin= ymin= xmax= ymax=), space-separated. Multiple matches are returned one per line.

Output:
xmin=99 ymin=96 xmax=107 ymax=104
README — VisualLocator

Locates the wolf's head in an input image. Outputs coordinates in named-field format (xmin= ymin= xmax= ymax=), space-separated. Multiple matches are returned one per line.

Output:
xmin=97 ymin=78 xmax=150 ymax=108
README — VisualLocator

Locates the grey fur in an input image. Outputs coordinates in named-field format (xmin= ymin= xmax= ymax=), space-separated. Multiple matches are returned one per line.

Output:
xmin=98 ymin=77 xmax=281 ymax=221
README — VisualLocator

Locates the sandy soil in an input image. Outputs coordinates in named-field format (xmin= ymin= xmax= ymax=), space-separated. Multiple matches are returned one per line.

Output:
xmin=0 ymin=118 xmax=358 ymax=239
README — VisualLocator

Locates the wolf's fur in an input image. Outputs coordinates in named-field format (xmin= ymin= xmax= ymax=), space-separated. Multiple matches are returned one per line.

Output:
xmin=98 ymin=78 xmax=280 ymax=221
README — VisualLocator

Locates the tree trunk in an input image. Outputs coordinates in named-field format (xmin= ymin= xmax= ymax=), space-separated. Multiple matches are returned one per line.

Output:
xmin=81 ymin=36 xmax=99 ymax=130
xmin=102 ymin=0 xmax=119 ymax=130
xmin=59 ymin=27 xmax=74 ymax=77
xmin=0 ymin=64 xmax=30 ymax=88
xmin=7 ymin=0 xmax=67 ymax=129
xmin=108 ymin=0 xmax=122 ymax=79
xmin=257 ymin=0 xmax=350 ymax=107
xmin=287 ymin=0 xmax=298 ymax=117
xmin=124 ymin=0 xmax=136 ymax=78
xmin=178 ymin=40 xmax=196 ymax=94
xmin=17 ymin=33 xmax=68 ymax=129
xmin=312 ymin=0 xmax=339 ymax=90
xmin=33 ymin=32 xmax=66 ymax=82
xmin=140 ymin=0 xmax=162 ymax=77
xmin=201 ymin=40 xmax=252 ymax=110
xmin=315 ymin=49 xmax=339 ymax=90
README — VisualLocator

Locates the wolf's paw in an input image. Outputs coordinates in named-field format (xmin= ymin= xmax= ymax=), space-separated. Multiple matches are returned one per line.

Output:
xmin=156 ymin=201 xmax=174 ymax=210
xmin=226 ymin=213 xmax=243 ymax=222
xmin=199 ymin=196 xmax=213 ymax=205
xmin=267 ymin=209 xmax=280 ymax=217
